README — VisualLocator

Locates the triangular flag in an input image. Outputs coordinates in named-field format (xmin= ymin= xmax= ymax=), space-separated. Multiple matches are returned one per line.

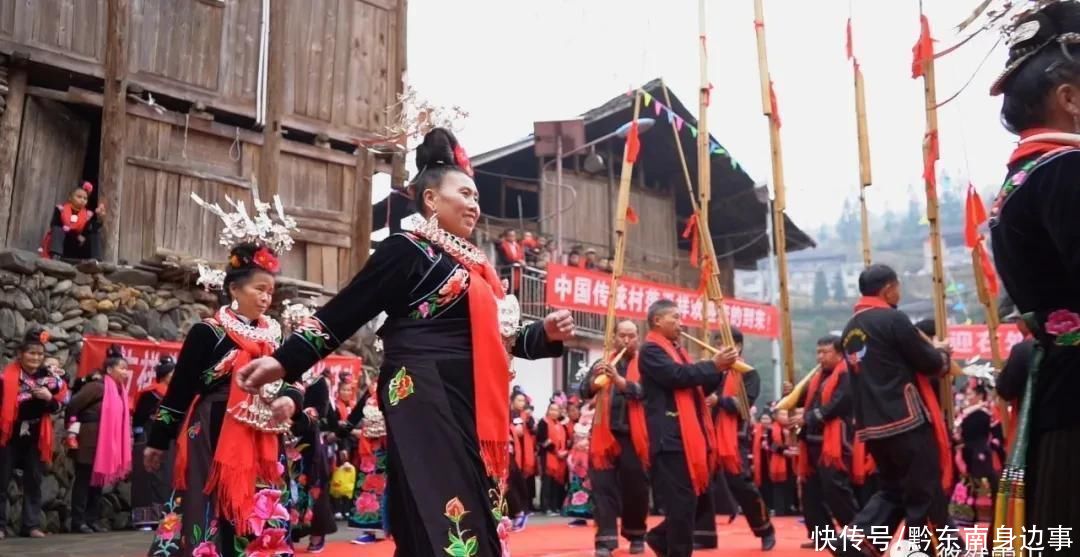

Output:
xmin=964 ymin=183 xmax=988 ymax=249
xmin=846 ymin=17 xmax=854 ymax=60
xmin=625 ymin=119 xmax=641 ymax=164
xmin=643 ymin=92 xmax=653 ymax=106
xmin=911 ymin=14 xmax=934 ymax=79
xmin=690 ymin=126 xmax=699 ymax=138
xmin=626 ymin=205 xmax=639 ymax=224
xmin=654 ymin=101 xmax=663 ymax=117
xmin=675 ymin=115 xmax=684 ymax=131
xmin=667 ymin=108 xmax=675 ymax=125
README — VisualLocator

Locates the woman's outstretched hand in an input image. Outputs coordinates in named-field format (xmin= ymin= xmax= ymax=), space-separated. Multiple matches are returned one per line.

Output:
xmin=235 ymin=356 xmax=286 ymax=394
xmin=543 ymin=310 xmax=575 ymax=341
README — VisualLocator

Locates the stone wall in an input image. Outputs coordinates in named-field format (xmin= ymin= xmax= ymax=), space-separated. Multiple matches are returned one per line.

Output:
xmin=0 ymin=248 xmax=380 ymax=534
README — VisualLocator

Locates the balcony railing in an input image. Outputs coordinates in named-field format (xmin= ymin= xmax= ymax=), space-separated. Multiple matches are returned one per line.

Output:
xmin=500 ymin=265 xmax=605 ymax=340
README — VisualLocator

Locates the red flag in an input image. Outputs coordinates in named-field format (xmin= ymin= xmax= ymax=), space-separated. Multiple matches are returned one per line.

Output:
xmin=964 ymin=184 xmax=988 ymax=249
xmin=681 ymin=213 xmax=700 ymax=268
xmin=769 ymin=80 xmax=782 ymax=129
xmin=625 ymin=120 xmax=641 ymax=164
xmin=975 ymin=243 xmax=1000 ymax=297
xmin=626 ymin=205 xmax=639 ymax=225
xmin=911 ymin=14 xmax=934 ymax=79
xmin=846 ymin=18 xmax=854 ymax=60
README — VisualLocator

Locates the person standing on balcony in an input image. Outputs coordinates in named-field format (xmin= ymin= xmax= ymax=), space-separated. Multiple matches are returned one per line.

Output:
xmin=497 ymin=229 xmax=526 ymax=293
xmin=234 ymin=128 xmax=575 ymax=557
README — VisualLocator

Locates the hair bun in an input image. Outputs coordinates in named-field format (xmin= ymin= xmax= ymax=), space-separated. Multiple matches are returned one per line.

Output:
xmin=227 ymin=242 xmax=260 ymax=270
xmin=106 ymin=344 xmax=123 ymax=359
xmin=415 ymin=128 xmax=459 ymax=173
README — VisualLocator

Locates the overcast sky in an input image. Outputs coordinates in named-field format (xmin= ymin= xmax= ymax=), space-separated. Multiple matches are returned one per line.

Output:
xmin=396 ymin=0 xmax=1015 ymax=232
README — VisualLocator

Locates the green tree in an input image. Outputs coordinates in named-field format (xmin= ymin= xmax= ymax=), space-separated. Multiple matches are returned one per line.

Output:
xmin=832 ymin=271 xmax=847 ymax=302
xmin=836 ymin=198 xmax=861 ymax=246
xmin=813 ymin=269 xmax=829 ymax=308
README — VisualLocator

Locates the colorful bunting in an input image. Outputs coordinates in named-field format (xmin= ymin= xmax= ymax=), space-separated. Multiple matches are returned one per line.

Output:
xmin=628 ymin=88 xmax=745 ymax=173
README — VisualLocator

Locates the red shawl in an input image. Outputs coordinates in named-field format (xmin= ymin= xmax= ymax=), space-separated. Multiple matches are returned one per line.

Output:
xmin=853 ymin=296 xmax=952 ymax=491
xmin=499 ymin=241 xmax=524 ymax=264
xmin=644 ymin=331 xmax=715 ymax=494
xmin=768 ymin=423 xmax=788 ymax=483
xmin=0 ymin=363 xmax=55 ymax=464
xmin=514 ymin=422 xmax=537 ymax=477
xmin=336 ymin=400 xmax=353 ymax=422
xmin=589 ymin=353 xmax=650 ymax=471
xmin=174 ymin=312 xmax=282 ymax=535
xmin=1009 ymin=128 xmax=1074 ymax=165
xmin=797 ymin=362 xmax=849 ymax=480
xmin=543 ymin=417 xmax=568 ymax=484
xmin=60 ymin=203 xmax=92 ymax=234
xmin=715 ymin=369 xmax=744 ymax=475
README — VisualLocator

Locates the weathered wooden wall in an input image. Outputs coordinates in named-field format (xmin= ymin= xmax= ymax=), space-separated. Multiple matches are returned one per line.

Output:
xmin=119 ymin=110 xmax=360 ymax=292
xmin=0 ymin=0 xmax=404 ymax=143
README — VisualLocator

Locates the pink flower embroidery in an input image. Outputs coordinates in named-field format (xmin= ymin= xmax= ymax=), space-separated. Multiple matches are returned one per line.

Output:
xmin=1045 ymin=310 xmax=1080 ymax=336
xmin=245 ymin=527 xmax=293 ymax=557
xmin=418 ymin=302 xmax=431 ymax=318
xmin=571 ymin=491 xmax=589 ymax=506
xmin=1011 ymin=170 xmax=1029 ymax=186
xmin=498 ymin=516 xmax=513 ymax=557
xmin=156 ymin=512 xmax=181 ymax=540
xmin=356 ymin=492 xmax=380 ymax=513
xmin=275 ymin=461 xmax=285 ymax=477
xmin=358 ymin=455 xmax=376 ymax=474
xmin=437 ymin=269 xmax=470 ymax=304
xmin=248 ymin=489 xmax=289 ymax=537
xmin=192 ymin=541 xmax=221 ymax=557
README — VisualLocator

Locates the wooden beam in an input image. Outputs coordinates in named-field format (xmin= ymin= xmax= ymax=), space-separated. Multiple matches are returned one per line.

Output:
xmin=291 ymin=215 xmax=352 ymax=236
xmin=27 ymin=85 xmax=104 ymax=107
xmin=126 ymin=156 xmax=252 ymax=189
xmin=0 ymin=66 xmax=27 ymax=247
xmin=351 ymin=148 xmax=375 ymax=275
xmin=293 ymin=228 xmax=351 ymax=249
xmin=259 ymin=0 xmax=287 ymax=199
xmin=100 ymin=0 xmax=130 ymax=263
xmin=288 ymin=206 xmax=350 ymax=224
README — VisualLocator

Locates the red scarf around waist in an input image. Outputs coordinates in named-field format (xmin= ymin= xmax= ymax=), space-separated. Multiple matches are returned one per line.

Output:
xmin=0 ymin=363 xmax=55 ymax=464
xmin=715 ymin=369 xmax=744 ymax=475
xmin=797 ymin=362 xmax=849 ymax=480
xmin=644 ymin=331 xmax=715 ymax=494
xmin=543 ymin=417 xmax=568 ymax=484
xmin=589 ymin=354 xmax=650 ymax=471
xmin=853 ymin=296 xmax=951 ymax=491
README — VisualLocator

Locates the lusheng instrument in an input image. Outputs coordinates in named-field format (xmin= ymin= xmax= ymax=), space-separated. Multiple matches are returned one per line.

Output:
xmin=775 ymin=365 xmax=820 ymax=412
xmin=593 ymin=347 xmax=628 ymax=389
xmin=680 ymin=332 xmax=751 ymax=421
xmin=917 ymin=329 xmax=964 ymax=378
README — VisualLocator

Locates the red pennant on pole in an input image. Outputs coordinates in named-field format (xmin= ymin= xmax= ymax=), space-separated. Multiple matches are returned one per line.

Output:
xmin=975 ymin=243 xmax=1000 ymax=297
xmin=682 ymin=213 xmax=701 ymax=268
xmin=846 ymin=18 xmax=854 ymax=60
xmin=626 ymin=119 xmax=641 ymax=164
xmin=626 ymin=205 xmax=639 ymax=225
xmin=964 ymin=184 xmax=988 ymax=249
xmin=769 ymin=80 xmax=782 ymax=129
xmin=911 ymin=14 xmax=934 ymax=79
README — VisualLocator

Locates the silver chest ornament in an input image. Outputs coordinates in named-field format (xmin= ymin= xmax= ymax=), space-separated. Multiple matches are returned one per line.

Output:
xmin=498 ymin=293 xmax=522 ymax=349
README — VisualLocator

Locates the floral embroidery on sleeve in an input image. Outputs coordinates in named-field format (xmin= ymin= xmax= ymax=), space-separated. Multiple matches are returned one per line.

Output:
xmin=1045 ymin=310 xmax=1080 ymax=346
xmin=409 ymin=268 xmax=470 ymax=319
xmin=293 ymin=317 xmax=334 ymax=355
xmin=153 ymin=405 xmax=184 ymax=426
xmin=202 ymin=349 xmax=239 ymax=385
xmin=387 ymin=367 xmax=414 ymax=406
xmin=444 ymin=497 xmax=479 ymax=557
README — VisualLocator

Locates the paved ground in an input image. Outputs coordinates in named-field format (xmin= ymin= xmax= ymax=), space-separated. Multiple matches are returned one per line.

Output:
xmin=0 ymin=515 xmax=571 ymax=557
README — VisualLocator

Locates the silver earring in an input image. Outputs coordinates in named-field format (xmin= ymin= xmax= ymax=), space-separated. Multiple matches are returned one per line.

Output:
xmin=230 ymin=299 xmax=239 ymax=311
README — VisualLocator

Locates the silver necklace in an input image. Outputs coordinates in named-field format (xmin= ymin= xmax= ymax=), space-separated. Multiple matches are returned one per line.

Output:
xmin=416 ymin=213 xmax=488 ymax=268
xmin=216 ymin=307 xmax=282 ymax=346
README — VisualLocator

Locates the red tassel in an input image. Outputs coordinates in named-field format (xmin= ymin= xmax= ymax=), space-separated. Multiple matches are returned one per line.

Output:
xmin=626 ymin=206 xmax=639 ymax=225
xmin=681 ymin=214 xmax=700 ymax=268
xmin=964 ymin=184 xmax=987 ymax=248
xmin=626 ymin=120 xmax=641 ymax=164
xmin=911 ymin=14 xmax=934 ymax=79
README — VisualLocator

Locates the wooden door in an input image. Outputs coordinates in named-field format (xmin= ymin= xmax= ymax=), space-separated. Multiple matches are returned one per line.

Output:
xmin=7 ymin=97 xmax=90 ymax=252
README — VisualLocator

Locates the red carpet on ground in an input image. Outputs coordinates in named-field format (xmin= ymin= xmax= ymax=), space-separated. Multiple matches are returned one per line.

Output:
xmin=318 ymin=516 xmax=814 ymax=557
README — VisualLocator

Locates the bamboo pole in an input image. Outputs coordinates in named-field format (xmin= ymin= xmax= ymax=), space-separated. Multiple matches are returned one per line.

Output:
xmin=972 ymin=246 xmax=1011 ymax=436
xmin=602 ymin=92 xmax=642 ymax=359
xmin=854 ymin=57 xmax=873 ymax=266
xmin=754 ymin=0 xmax=796 ymax=384
xmin=916 ymin=11 xmax=954 ymax=425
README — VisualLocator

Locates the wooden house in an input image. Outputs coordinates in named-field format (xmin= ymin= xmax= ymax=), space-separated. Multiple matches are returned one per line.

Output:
xmin=0 ymin=0 xmax=406 ymax=294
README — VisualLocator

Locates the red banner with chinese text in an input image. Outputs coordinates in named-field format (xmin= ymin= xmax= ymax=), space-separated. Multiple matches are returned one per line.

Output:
xmin=946 ymin=324 xmax=1023 ymax=361
xmin=544 ymin=264 xmax=779 ymax=338
xmin=78 ymin=335 xmax=363 ymax=404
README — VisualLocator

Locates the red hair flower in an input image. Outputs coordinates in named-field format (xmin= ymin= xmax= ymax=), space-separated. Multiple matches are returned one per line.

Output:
xmin=252 ymin=247 xmax=280 ymax=273
xmin=81 ymin=182 xmax=94 ymax=194
xmin=453 ymin=144 xmax=474 ymax=177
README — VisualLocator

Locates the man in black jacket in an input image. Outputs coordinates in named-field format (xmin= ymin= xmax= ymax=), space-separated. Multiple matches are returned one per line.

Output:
xmin=582 ymin=320 xmax=648 ymax=557
xmin=640 ymin=299 xmax=737 ymax=557
xmin=836 ymin=264 xmax=954 ymax=557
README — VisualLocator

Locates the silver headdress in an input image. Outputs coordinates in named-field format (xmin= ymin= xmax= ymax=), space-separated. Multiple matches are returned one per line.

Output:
xmin=189 ymin=193 xmax=298 ymax=290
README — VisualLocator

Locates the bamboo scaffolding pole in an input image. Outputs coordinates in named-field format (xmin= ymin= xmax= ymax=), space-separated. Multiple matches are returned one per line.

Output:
xmin=915 ymin=9 xmax=954 ymax=425
xmin=754 ymin=0 xmax=795 ymax=384
xmin=854 ymin=54 xmax=873 ymax=266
